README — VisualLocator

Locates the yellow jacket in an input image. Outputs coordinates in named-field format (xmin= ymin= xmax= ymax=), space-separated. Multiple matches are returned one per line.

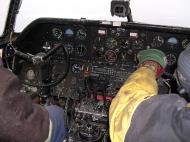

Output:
xmin=109 ymin=67 xmax=158 ymax=142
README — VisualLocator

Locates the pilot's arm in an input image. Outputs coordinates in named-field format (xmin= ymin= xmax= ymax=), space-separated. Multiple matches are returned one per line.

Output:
xmin=109 ymin=49 xmax=190 ymax=142
xmin=0 ymin=67 xmax=66 ymax=142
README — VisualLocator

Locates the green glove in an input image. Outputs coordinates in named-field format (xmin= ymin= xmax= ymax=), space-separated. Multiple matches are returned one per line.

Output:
xmin=137 ymin=49 xmax=167 ymax=69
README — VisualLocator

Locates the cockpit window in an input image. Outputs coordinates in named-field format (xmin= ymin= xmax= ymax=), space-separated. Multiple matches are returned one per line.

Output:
xmin=15 ymin=0 xmax=190 ymax=33
xmin=0 ymin=0 xmax=11 ymax=36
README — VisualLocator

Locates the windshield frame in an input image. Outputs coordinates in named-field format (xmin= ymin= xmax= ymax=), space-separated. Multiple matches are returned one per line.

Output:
xmin=0 ymin=0 xmax=11 ymax=37
xmin=14 ymin=0 xmax=190 ymax=33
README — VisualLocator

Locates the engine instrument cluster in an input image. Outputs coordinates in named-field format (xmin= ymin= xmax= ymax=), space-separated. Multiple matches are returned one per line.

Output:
xmin=12 ymin=18 xmax=190 ymax=142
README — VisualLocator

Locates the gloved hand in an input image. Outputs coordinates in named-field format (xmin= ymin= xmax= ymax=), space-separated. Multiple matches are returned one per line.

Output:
xmin=137 ymin=49 xmax=167 ymax=77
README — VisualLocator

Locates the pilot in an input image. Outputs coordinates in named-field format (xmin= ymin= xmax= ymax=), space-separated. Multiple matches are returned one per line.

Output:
xmin=109 ymin=46 xmax=190 ymax=142
xmin=0 ymin=67 xmax=66 ymax=141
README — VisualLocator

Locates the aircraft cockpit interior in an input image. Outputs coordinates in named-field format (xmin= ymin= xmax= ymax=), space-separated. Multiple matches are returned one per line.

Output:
xmin=0 ymin=0 xmax=190 ymax=141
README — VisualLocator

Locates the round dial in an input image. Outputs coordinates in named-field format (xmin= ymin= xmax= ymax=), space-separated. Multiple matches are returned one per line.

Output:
xmin=26 ymin=69 xmax=35 ymax=80
xmin=106 ymin=37 xmax=118 ymax=49
xmin=64 ymin=28 xmax=74 ymax=37
xmin=182 ymin=39 xmax=190 ymax=48
xmin=76 ymin=44 xmax=87 ymax=56
xmin=166 ymin=54 xmax=176 ymax=66
xmin=115 ymin=28 xmax=126 ymax=37
xmin=76 ymin=29 xmax=87 ymax=40
xmin=52 ymin=28 xmax=62 ymax=39
xmin=151 ymin=35 xmax=164 ymax=48
xmin=72 ymin=64 xmax=82 ymax=73
xmin=134 ymin=39 xmax=144 ymax=49
xmin=167 ymin=37 xmax=178 ymax=49
xmin=105 ymin=50 xmax=117 ymax=62
xmin=120 ymin=39 xmax=130 ymax=49
xmin=64 ymin=44 xmax=73 ymax=54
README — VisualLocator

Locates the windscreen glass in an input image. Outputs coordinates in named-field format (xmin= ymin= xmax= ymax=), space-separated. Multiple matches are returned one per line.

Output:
xmin=15 ymin=0 xmax=190 ymax=32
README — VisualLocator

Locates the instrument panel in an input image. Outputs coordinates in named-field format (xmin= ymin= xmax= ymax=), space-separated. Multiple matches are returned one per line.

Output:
xmin=15 ymin=19 xmax=190 ymax=71
xmin=13 ymin=18 xmax=190 ymax=142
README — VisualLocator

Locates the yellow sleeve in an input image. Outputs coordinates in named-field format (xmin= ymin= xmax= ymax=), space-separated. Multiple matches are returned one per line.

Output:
xmin=109 ymin=67 xmax=158 ymax=142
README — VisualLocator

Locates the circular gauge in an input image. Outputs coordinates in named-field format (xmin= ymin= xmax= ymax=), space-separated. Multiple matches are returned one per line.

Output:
xmin=151 ymin=35 xmax=164 ymax=48
xmin=72 ymin=64 xmax=82 ymax=73
xmin=106 ymin=37 xmax=118 ymax=49
xmin=167 ymin=37 xmax=178 ymax=49
xmin=115 ymin=28 xmax=126 ymax=37
xmin=96 ymin=46 xmax=105 ymax=58
xmin=166 ymin=54 xmax=176 ymax=66
xmin=64 ymin=44 xmax=73 ymax=54
xmin=182 ymin=39 xmax=190 ymax=48
xmin=76 ymin=44 xmax=87 ymax=56
xmin=64 ymin=28 xmax=74 ymax=37
xmin=76 ymin=29 xmax=87 ymax=40
xmin=120 ymin=39 xmax=130 ymax=49
xmin=26 ymin=69 xmax=35 ymax=80
xmin=52 ymin=28 xmax=62 ymax=39
xmin=105 ymin=50 xmax=117 ymax=62
xmin=134 ymin=39 xmax=144 ymax=49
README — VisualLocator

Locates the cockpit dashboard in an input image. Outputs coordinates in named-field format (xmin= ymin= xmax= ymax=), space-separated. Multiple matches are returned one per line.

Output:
xmin=6 ymin=18 xmax=190 ymax=142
